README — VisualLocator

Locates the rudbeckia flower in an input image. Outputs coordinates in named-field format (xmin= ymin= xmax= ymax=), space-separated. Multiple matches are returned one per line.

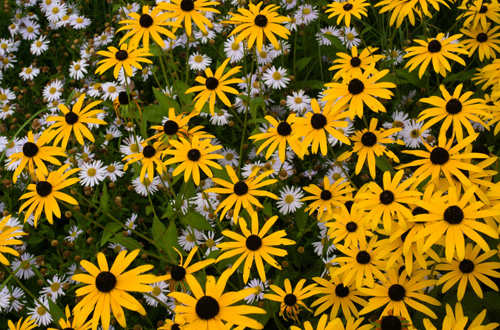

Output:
xmin=404 ymin=33 xmax=467 ymax=78
xmin=47 ymin=305 xmax=91 ymax=330
xmin=325 ymin=0 xmax=370 ymax=27
xmin=458 ymin=0 xmax=500 ymax=30
xmin=185 ymin=58 xmax=243 ymax=115
xmin=158 ymin=0 xmax=220 ymax=37
xmin=72 ymin=249 xmax=159 ymax=330
xmin=123 ymin=140 xmax=168 ymax=184
xmin=7 ymin=317 xmax=37 ymax=330
xmin=0 ymin=215 xmax=26 ymax=265
xmin=302 ymin=176 xmax=355 ymax=219
xmin=46 ymin=93 xmax=107 ymax=149
xmin=116 ymin=5 xmax=178 ymax=49
xmin=460 ymin=24 xmax=500 ymax=61
xmin=7 ymin=130 xmax=65 ymax=183
xmin=264 ymin=278 xmax=317 ymax=321
xmin=324 ymin=204 xmax=373 ymax=249
xmin=224 ymin=1 xmax=291 ymax=52
xmin=290 ymin=314 xmax=340 ymax=330
xmin=169 ymin=269 xmax=266 ymax=330
xmin=95 ymin=43 xmax=153 ymax=79
xmin=19 ymin=164 xmax=80 ymax=227
xmin=423 ymin=303 xmax=500 ymax=330
xmin=329 ymin=46 xmax=385 ymax=81
xmin=206 ymin=165 xmax=278 ymax=222
xmin=216 ymin=212 xmax=295 ymax=284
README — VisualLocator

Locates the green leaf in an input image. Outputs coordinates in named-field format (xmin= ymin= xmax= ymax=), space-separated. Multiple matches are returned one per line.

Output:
xmin=110 ymin=235 xmax=143 ymax=251
xmin=298 ymin=80 xmax=326 ymax=90
xmin=295 ymin=56 xmax=313 ymax=73
xmin=181 ymin=211 xmax=214 ymax=231
xmin=323 ymin=34 xmax=346 ymax=51
xmin=375 ymin=156 xmax=395 ymax=175
xmin=100 ymin=222 xmax=123 ymax=247
xmin=153 ymin=87 xmax=181 ymax=113
xmin=152 ymin=216 xmax=184 ymax=260
xmin=263 ymin=202 xmax=273 ymax=217
xmin=294 ymin=206 xmax=308 ymax=231
xmin=142 ymin=105 xmax=166 ymax=124
xmin=101 ymin=185 xmax=109 ymax=213
xmin=48 ymin=299 xmax=66 ymax=323
xmin=442 ymin=69 xmax=477 ymax=84
xmin=395 ymin=69 xmax=425 ymax=88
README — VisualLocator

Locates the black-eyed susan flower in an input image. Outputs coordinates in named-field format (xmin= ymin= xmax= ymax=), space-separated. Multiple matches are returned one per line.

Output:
xmin=0 ymin=215 xmax=26 ymax=265
xmin=46 ymin=93 xmax=107 ymax=149
xmin=458 ymin=0 xmax=500 ymax=30
xmin=158 ymin=317 xmax=187 ymax=330
xmin=72 ymin=249 xmax=158 ymax=330
xmin=8 ymin=317 xmax=37 ymax=330
xmin=338 ymin=118 xmax=403 ymax=179
xmin=264 ymin=278 xmax=316 ymax=321
xmin=322 ymin=67 xmax=396 ymax=120
xmin=206 ymin=165 xmax=278 ymax=222
xmin=375 ymin=0 xmax=448 ymax=28
xmin=332 ymin=317 xmax=372 ymax=330
xmin=123 ymin=140 xmax=168 ymax=184
xmin=95 ymin=43 xmax=153 ymax=79
xmin=461 ymin=24 xmax=500 ymax=61
xmin=216 ymin=212 xmax=295 ymax=284
xmin=333 ymin=236 xmax=386 ymax=289
xmin=360 ymin=269 xmax=440 ymax=320
xmin=147 ymin=108 xmax=212 ymax=143
xmin=47 ymin=305 xmax=91 ymax=330
xmin=325 ymin=0 xmax=369 ymax=27
xmin=185 ymin=58 xmax=243 ymax=115
xmin=413 ymin=185 xmax=500 ymax=262
xmin=293 ymin=99 xmax=351 ymax=156
xmin=324 ymin=204 xmax=373 ymax=249
xmin=311 ymin=273 xmax=367 ymax=320
xmin=169 ymin=269 xmax=266 ymax=330
xmin=372 ymin=313 xmax=412 ymax=330
xmin=356 ymin=170 xmax=420 ymax=233
xmin=224 ymin=2 xmax=291 ymax=52
xmin=396 ymin=133 xmax=489 ymax=187
xmin=290 ymin=314 xmax=339 ymax=330
xmin=423 ymin=302 xmax=500 ymax=330
xmin=8 ymin=130 xmax=65 ymax=183
xmin=418 ymin=84 xmax=490 ymax=141
xmin=158 ymin=246 xmax=215 ymax=291
xmin=116 ymin=5 xmax=178 ymax=49
xmin=436 ymin=243 xmax=500 ymax=300
xmin=404 ymin=33 xmax=467 ymax=78
xmin=249 ymin=114 xmax=303 ymax=162
xmin=329 ymin=46 xmax=385 ymax=81
xmin=19 ymin=164 xmax=80 ymax=227
xmin=302 ymin=176 xmax=355 ymax=219
xmin=158 ymin=0 xmax=220 ymax=37
xmin=163 ymin=135 xmax=223 ymax=186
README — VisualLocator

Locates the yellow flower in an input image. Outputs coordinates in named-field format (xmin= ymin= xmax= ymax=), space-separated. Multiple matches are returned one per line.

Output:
xmin=48 ymin=305 xmax=92 ymax=330
xmin=461 ymin=23 xmax=500 ymax=61
xmin=0 ymin=215 xmax=26 ymax=265
xmin=158 ymin=0 xmax=220 ymax=37
xmin=329 ymin=46 xmax=385 ymax=81
xmin=95 ymin=43 xmax=153 ymax=79
xmin=264 ymin=278 xmax=316 ymax=321
xmin=123 ymin=141 xmax=168 ymax=184
xmin=423 ymin=302 xmax=500 ymax=330
xmin=325 ymin=0 xmax=370 ymax=27
xmin=8 ymin=317 xmax=37 ymax=330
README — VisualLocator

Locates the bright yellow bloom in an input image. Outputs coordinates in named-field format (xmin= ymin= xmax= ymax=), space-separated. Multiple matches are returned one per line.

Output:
xmin=123 ymin=141 xmax=168 ymax=184
xmin=302 ymin=176 xmax=355 ymax=219
xmin=329 ymin=46 xmax=385 ymax=81
xmin=325 ymin=0 xmax=369 ymax=27
xmin=95 ymin=43 xmax=153 ymax=79
xmin=8 ymin=317 xmax=37 ymax=330
xmin=158 ymin=0 xmax=220 ymax=37
xmin=48 ymin=305 xmax=92 ymax=330
xmin=0 ymin=215 xmax=26 ymax=265
xmin=423 ymin=302 xmax=500 ymax=330
xmin=461 ymin=23 xmax=500 ymax=61
xmin=264 ymin=278 xmax=316 ymax=321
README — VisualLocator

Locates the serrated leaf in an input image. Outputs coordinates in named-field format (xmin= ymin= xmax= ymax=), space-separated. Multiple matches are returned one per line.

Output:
xmin=181 ymin=211 xmax=214 ymax=231
xmin=101 ymin=222 xmax=124 ymax=247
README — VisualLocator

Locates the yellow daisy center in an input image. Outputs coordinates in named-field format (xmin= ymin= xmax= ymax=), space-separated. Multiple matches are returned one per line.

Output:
xmin=50 ymin=282 xmax=60 ymax=292
xmin=130 ymin=143 xmax=139 ymax=153
xmin=107 ymin=165 xmax=115 ymax=172
xmin=205 ymin=238 xmax=215 ymax=248
xmin=52 ymin=7 xmax=59 ymax=14
xmin=74 ymin=64 xmax=81 ymax=70
xmin=87 ymin=168 xmax=97 ymax=177
xmin=332 ymin=173 xmax=341 ymax=181
xmin=105 ymin=133 xmax=114 ymax=141
xmin=410 ymin=129 xmax=420 ymax=138
xmin=294 ymin=97 xmax=302 ymax=104
xmin=302 ymin=8 xmax=311 ymax=14
xmin=27 ymin=26 xmax=34 ymax=33
xmin=2 ymin=105 xmax=10 ymax=112
xmin=37 ymin=306 xmax=47 ymax=316
xmin=1 ymin=44 xmax=7 ymax=49
xmin=272 ymin=71 xmax=282 ymax=80
xmin=231 ymin=42 xmax=240 ymax=50
xmin=49 ymin=87 xmax=57 ymax=94
xmin=0 ymin=95 xmax=6 ymax=101
xmin=194 ymin=55 xmax=203 ymax=63
xmin=36 ymin=41 xmax=42 ymax=47
xmin=186 ymin=234 xmax=195 ymax=242
xmin=25 ymin=68 xmax=32 ymax=74
xmin=346 ymin=33 xmax=355 ymax=41
xmin=225 ymin=153 xmax=234 ymax=161
xmin=259 ymin=51 xmax=267 ymax=58
xmin=284 ymin=195 xmax=295 ymax=203
xmin=76 ymin=17 xmax=84 ymax=23
xmin=108 ymin=86 xmax=116 ymax=93
xmin=152 ymin=286 xmax=162 ymax=296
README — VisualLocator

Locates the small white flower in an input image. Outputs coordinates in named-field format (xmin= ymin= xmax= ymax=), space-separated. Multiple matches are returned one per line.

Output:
xmin=132 ymin=174 xmax=160 ymax=196
xmin=19 ymin=65 xmax=40 ymax=81
xmin=7 ymin=286 xmax=26 ymax=312
xmin=178 ymin=226 xmax=203 ymax=252
xmin=65 ymin=225 xmax=83 ymax=242
xmin=43 ymin=80 xmax=64 ymax=102
xmin=277 ymin=186 xmax=304 ymax=214
xmin=295 ymin=4 xmax=318 ymax=25
xmin=27 ymin=296 xmax=52 ymax=326
xmin=120 ymin=136 xmax=144 ymax=156
xmin=69 ymin=59 xmax=88 ymax=80
xmin=208 ymin=109 xmax=232 ymax=126
xmin=30 ymin=35 xmax=49 ymax=55
xmin=40 ymin=275 xmax=66 ymax=301
xmin=188 ymin=52 xmax=212 ymax=71
xmin=224 ymin=35 xmax=244 ymax=63
xmin=262 ymin=66 xmax=290 ymax=90
xmin=244 ymin=278 xmax=268 ymax=304
xmin=339 ymin=27 xmax=361 ymax=50
xmin=217 ymin=147 xmax=239 ymax=167
xmin=201 ymin=231 xmax=222 ymax=256
xmin=125 ymin=213 xmax=137 ymax=235
xmin=0 ymin=286 xmax=9 ymax=312
xmin=106 ymin=162 xmax=125 ymax=182
xmin=286 ymin=90 xmax=311 ymax=113
xmin=79 ymin=160 xmax=107 ymax=187
xmin=402 ymin=120 xmax=430 ymax=148
xmin=11 ymin=253 xmax=38 ymax=280
xmin=144 ymin=281 xmax=169 ymax=307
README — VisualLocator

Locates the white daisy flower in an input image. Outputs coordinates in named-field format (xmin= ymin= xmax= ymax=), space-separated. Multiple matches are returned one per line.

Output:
xmin=188 ymin=52 xmax=212 ymax=71
xmin=43 ymin=80 xmax=64 ymax=102
xmin=312 ymin=232 xmax=336 ymax=257
xmin=1 ymin=216 xmax=24 ymax=239
xmin=120 ymin=2 xmax=141 ymax=16
xmin=70 ymin=14 xmax=91 ymax=29
xmin=46 ymin=2 xmax=67 ymax=23
xmin=109 ymin=242 xmax=127 ymax=253
xmin=20 ymin=19 xmax=40 ymax=40
xmin=103 ymin=126 xmax=122 ymax=145
xmin=217 ymin=147 xmax=239 ymax=167
xmin=65 ymin=225 xmax=83 ymax=242
xmin=262 ymin=66 xmax=290 ymax=90
xmin=269 ymin=41 xmax=290 ymax=58
xmin=106 ymin=162 xmax=125 ymax=182
xmin=141 ymin=66 xmax=153 ymax=81
xmin=0 ymin=286 xmax=9 ymax=312
xmin=132 ymin=174 xmax=160 ymax=196
xmin=40 ymin=275 xmax=66 ymax=301
xmin=201 ymin=231 xmax=222 ymax=256
xmin=402 ymin=119 xmax=429 ymax=149
xmin=339 ymin=27 xmax=361 ymax=50
xmin=19 ymin=65 xmax=40 ymax=81
xmin=178 ymin=226 xmax=203 ymax=252
xmin=317 ymin=26 xmax=342 ymax=46
xmin=209 ymin=109 xmax=232 ymax=126
xmin=328 ymin=121 xmax=353 ymax=147
xmin=79 ymin=160 xmax=107 ymax=187
xmin=120 ymin=136 xmax=144 ymax=156
xmin=144 ymin=281 xmax=169 ymax=307
xmin=281 ymin=0 xmax=297 ymax=10
xmin=11 ymin=253 xmax=38 ymax=280
xmin=101 ymin=82 xmax=123 ymax=101
xmin=66 ymin=263 xmax=86 ymax=284
xmin=30 ymin=35 xmax=49 ymax=55
xmin=0 ymin=88 xmax=16 ymax=104
xmin=256 ymin=46 xmax=275 ymax=65
xmin=286 ymin=90 xmax=311 ymax=113
xmin=86 ymin=82 xmax=102 ymax=98
xmin=7 ymin=286 xmax=26 ymax=313
xmin=295 ymin=4 xmax=318 ymax=25
xmin=194 ymin=28 xmax=216 ymax=44
xmin=69 ymin=59 xmax=88 ymax=80
xmin=27 ymin=296 xmax=53 ymax=326
xmin=0 ymin=103 xmax=14 ymax=120
xmin=385 ymin=48 xmax=404 ymax=65
xmin=244 ymin=278 xmax=268 ymax=304
xmin=382 ymin=110 xmax=410 ymax=138
xmin=277 ymin=186 xmax=304 ymax=215
xmin=241 ymin=162 xmax=265 ymax=178
xmin=124 ymin=213 xmax=137 ymax=235
xmin=224 ymin=35 xmax=244 ymax=63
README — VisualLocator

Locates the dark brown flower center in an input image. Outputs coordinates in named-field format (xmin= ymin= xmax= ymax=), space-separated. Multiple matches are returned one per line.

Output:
xmin=115 ymin=50 xmax=129 ymax=61
xmin=277 ymin=121 xmax=292 ymax=136
xmin=311 ymin=113 xmax=327 ymax=129
xmin=164 ymin=120 xmax=179 ymax=135
xmin=350 ymin=57 xmax=361 ymax=67
xmin=180 ymin=0 xmax=195 ymax=11
xmin=388 ymin=284 xmax=406 ymax=301
xmin=65 ymin=111 xmax=79 ymax=125
xmin=343 ymin=3 xmax=353 ymax=11
xmin=171 ymin=325 xmax=180 ymax=330
xmin=233 ymin=181 xmax=248 ymax=196
xmin=459 ymin=259 xmax=475 ymax=273
xmin=476 ymin=33 xmax=488 ymax=42
xmin=381 ymin=315 xmax=402 ymax=330
xmin=118 ymin=91 xmax=130 ymax=105
xmin=335 ymin=283 xmax=350 ymax=297
xmin=443 ymin=205 xmax=464 ymax=224
xmin=95 ymin=271 xmax=117 ymax=292
xmin=412 ymin=206 xmax=429 ymax=216
xmin=348 ymin=78 xmax=364 ymax=95
xmin=246 ymin=234 xmax=262 ymax=251
xmin=284 ymin=293 xmax=297 ymax=306
xmin=361 ymin=131 xmax=377 ymax=147
xmin=36 ymin=181 xmax=52 ymax=197
xmin=188 ymin=148 xmax=201 ymax=161
xmin=379 ymin=190 xmax=395 ymax=205
xmin=356 ymin=250 xmax=370 ymax=264
xmin=170 ymin=265 xmax=186 ymax=281
xmin=254 ymin=14 xmax=268 ymax=27
xmin=205 ymin=77 xmax=219 ymax=90
xmin=445 ymin=98 xmax=462 ymax=114
xmin=142 ymin=145 xmax=156 ymax=158
xmin=23 ymin=142 xmax=39 ymax=157
xmin=321 ymin=190 xmax=332 ymax=200
xmin=139 ymin=14 xmax=154 ymax=28
xmin=430 ymin=147 xmax=449 ymax=165
xmin=479 ymin=5 xmax=488 ymax=13
xmin=195 ymin=295 xmax=220 ymax=319
xmin=346 ymin=221 xmax=358 ymax=232
xmin=427 ymin=40 xmax=442 ymax=53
